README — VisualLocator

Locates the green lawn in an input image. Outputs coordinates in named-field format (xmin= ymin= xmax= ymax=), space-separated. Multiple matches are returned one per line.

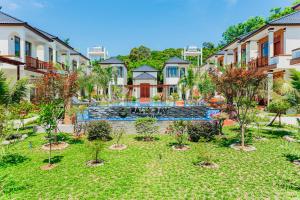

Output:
xmin=0 ymin=126 xmax=299 ymax=199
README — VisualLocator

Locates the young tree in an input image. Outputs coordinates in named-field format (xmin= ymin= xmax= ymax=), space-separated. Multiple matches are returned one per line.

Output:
xmin=197 ymin=72 xmax=215 ymax=100
xmin=39 ymin=103 xmax=62 ymax=166
xmin=87 ymin=121 xmax=112 ymax=164
xmin=212 ymin=66 xmax=266 ymax=148
xmin=166 ymin=121 xmax=188 ymax=149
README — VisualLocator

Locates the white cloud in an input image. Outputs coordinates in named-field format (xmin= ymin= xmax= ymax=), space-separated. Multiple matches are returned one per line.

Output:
xmin=224 ymin=0 xmax=238 ymax=6
xmin=0 ymin=0 xmax=46 ymax=11
xmin=1 ymin=0 xmax=20 ymax=10
xmin=32 ymin=1 xmax=45 ymax=8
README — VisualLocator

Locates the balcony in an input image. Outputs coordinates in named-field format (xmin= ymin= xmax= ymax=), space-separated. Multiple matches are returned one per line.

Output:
xmin=290 ymin=48 xmax=300 ymax=65
xmin=248 ymin=57 xmax=269 ymax=68
xmin=25 ymin=56 xmax=53 ymax=73
xmin=269 ymin=55 xmax=292 ymax=69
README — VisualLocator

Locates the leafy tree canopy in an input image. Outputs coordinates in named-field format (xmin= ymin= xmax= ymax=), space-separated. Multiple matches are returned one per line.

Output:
xmin=221 ymin=0 xmax=299 ymax=45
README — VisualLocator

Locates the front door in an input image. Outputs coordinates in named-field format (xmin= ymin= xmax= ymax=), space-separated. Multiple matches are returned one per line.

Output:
xmin=140 ymin=83 xmax=150 ymax=98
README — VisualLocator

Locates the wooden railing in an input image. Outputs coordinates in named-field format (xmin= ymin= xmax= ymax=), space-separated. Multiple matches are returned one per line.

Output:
xmin=248 ymin=57 xmax=269 ymax=68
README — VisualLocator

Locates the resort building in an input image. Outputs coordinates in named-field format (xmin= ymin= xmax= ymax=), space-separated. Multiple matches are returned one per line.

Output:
xmin=207 ymin=6 xmax=300 ymax=79
xmin=205 ymin=5 xmax=300 ymax=104
xmin=131 ymin=65 xmax=159 ymax=100
xmin=87 ymin=46 xmax=108 ymax=61
xmin=99 ymin=57 xmax=127 ymax=99
xmin=0 ymin=11 xmax=89 ymax=100
xmin=163 ymin=57 xmax=190 ymax=99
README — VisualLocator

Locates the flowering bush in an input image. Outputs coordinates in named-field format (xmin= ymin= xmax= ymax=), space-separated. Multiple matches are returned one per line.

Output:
xmin=166 ymin=121 xmax=188 ymax=148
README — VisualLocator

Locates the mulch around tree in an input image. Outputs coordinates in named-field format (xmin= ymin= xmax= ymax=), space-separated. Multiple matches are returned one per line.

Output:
xmin=86 ymin=160 xmax=104 ymax=167
xmin=196 ymin=161 xmax=219 ymax=169
xmin=41 ymin=142 xmax=69 ymax=151
xmin=230 ymin=143 xmax=256 ymax=152
xmin=40 ymin=164 xmax=57 ymax=170
xmin=172 ymin=145 xmax=190 ymax=151
xmin=109 ymin=144 xmax=127 ymax=150
xmin=293 ymin=160 xmax=300 ymax=166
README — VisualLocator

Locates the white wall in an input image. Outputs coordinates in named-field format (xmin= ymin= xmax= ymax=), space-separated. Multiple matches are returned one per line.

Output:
xmin=163 ymin=64 xmax=188 ymax=85
xmin=285 ymin=27 xmax=300 ymax=54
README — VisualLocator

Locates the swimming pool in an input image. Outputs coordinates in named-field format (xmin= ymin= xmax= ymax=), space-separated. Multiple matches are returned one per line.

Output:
xmin=77 ymin=102 xmax=220 ymax=121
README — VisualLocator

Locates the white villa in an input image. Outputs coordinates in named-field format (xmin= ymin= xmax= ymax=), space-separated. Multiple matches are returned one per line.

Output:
xmin=163 ymin=57 xmax=190 ymax=99
xmin=206 ymin=4 xmax=300 ymax=103
xmin=207 ymin=4 xmax=300 ymax=76
xmin=99 ymin=57 xmax=127 ymax=99
xmin=0 ymin=11 xmax=89 ymax=100
xmin=132 ymin=65 xmax=159 ymax=100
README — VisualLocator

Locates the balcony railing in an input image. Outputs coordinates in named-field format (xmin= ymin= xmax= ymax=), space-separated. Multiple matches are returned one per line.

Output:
xmin=25 ymin=56 xmax=52 ymax=71
xmin=248 ymin=57 xmax=269 ymax=68
xmin=291 ymin=48 xmax=300 ymax=65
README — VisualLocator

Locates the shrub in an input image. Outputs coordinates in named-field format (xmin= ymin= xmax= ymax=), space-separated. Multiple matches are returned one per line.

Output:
xmin=5 ymin=134 xmax=22 ymax=141
xmin=0 ymin=154 xmax=28 ymax=167
xmin=171 ymin=93 xmax=180 ymax=102
xmin=135 ymin=117 xmax=158 ymax=140
xmin=187 ymin=121 xmax=218 ymax=142
xmin=152 ymin=95 xmax=160 ymax=102
xmin=87 ymin=121 xmax=112 ymax=141
xmin=132 ymin=96 xmax=137 ymax=102
xmin=166 ymin=121 xmax=188 ymax=147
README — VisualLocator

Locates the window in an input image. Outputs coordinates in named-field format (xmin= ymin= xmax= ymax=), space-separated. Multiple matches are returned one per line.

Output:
xmin=25 ymin=41 xmax=31 ymax=57
xmin=169 ymin=85 xmax=177 ymax=95
xmin=117 ymin=66 xmax=123 ymax=78
xmin=14 ymin=36 xmax=20 ymax=57
xmin=72 ymin=60 xmax=77 ymax=71
xmin=49 ymin=48 xmax=53 ymax=62
xmin=274 ymin=36 xmax=281 ymax=56
xmin=241 ymin=48 xmax=246 ymax=63
xmin=261 ymin=42 xmax=269 ymax=57
xmin=167 ymin=66 xmax=178 ymax=77
xmin=180 ymin=68 xmax=185 ymax=78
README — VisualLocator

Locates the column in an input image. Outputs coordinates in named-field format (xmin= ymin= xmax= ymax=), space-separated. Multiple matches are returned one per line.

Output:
xmin=224 ymin=50 xmax=228 ymax=66
xmin=268 ymin=28 xmax=274 ymax=63
xmin=237 ymin=43 xmax=242 ymax=66
xmin=20 ymin=34 xmax=26 ymax=63
xmin=246 ymin=42 xmax=250 ymax=63
xmin=283 ymin=28 xmax=286 ymax=55
xmin=52 ymin=43 xmax=57 ymax=63
xmin=19 ymin=32 xmax=26 ymax=80
xmin=249 ymin=40 xmax=258 ymax=60
xmin=66 ymin=49 xmax=71 ymax=71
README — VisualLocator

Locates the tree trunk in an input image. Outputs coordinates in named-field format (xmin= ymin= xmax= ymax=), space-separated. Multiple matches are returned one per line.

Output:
xmin=267 ymin=113 xmax=279 ymax=126
xmin=241 ymin=124 xmax=245 ymax=148
xmin=279 ymin=114 xmax=281 ymax=127
xmin=49 ymin=140 xmax=52 ymax=165
xmin=64 ymin=98 xmax=73 ymax=125
xmin=95 ymin=149 xmax=98 ymax=163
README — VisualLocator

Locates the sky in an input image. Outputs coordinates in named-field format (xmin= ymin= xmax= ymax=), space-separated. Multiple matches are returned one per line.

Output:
xmin=0 ymin=0 xmax=296 ymax=56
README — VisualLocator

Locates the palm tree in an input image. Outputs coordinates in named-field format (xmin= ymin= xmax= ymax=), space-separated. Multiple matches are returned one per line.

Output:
xmin=179 ymin=67 xmax=195 ymax=100
xmin=0 ymin=70 xmax=28 ymax=105
xmin=93 ymin=64 xmax=113 ymax=99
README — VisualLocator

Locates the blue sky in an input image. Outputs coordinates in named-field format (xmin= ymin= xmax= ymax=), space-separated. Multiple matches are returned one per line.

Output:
xmin=0 ymin=0 xmax=295 ymax=56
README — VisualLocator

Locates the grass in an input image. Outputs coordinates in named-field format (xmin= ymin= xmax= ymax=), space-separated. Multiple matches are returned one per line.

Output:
xmin=0 ymin=126 xmax=299 ymax=199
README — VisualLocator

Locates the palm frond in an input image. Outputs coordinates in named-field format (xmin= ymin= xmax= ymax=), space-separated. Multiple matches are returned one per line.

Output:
xmin=0 ymin=71 xmax=10 ymax=105
xmin=10 ymin=78 xmax=29 ymax=104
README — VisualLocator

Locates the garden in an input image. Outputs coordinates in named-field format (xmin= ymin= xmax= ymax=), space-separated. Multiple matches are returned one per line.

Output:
xmin=0 ymin=60 xmax=300 ymax=199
